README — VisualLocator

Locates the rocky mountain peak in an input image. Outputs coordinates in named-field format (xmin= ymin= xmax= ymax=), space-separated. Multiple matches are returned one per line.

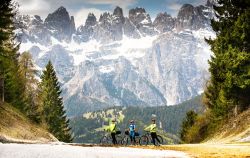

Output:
xmin=178 ymin=4 xmax=195 ymax=18
xmin=28 ymin=15 xmax=44 ymax=27
xmin=153 ymin=12 xmax=175 ymax=33
xmin=129 ymin=7 xmax=146 ymax=15
xmin=113 ymin=6 xmax=123 ymax=18
xmin=34 ymin=15 xmax=43 ymax=23
xmin=74 ymin=13 xmax=97 ymax=43
xmin=206 ymin=0 xmax=215 ymax=7
xmin=128 ymin=7 xmax=155 ymax=36
xmin=57 ymin=6 xmax=67 ymax=12
xmin=176 ymin=3 xmax=209 ymax=31
xmin=99 ymin=12 xmax=112 ymax=22
xmin=44 ymin=6 xmax=74 ymax=41
xmin=70 ymin=16 xmax=76 ymax=34
xmin=45 ymin=6 xmax=69 ymax=22
xmin=85 ymin=13 xmax=97 ymax=27
xmin=129 ymin=7 xmax=152 ymax=23
xmin=112 ymin=6 xmax=125 ymax=25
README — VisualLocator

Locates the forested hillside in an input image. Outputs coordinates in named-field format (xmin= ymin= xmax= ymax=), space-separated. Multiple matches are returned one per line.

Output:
xmin=0 ymin=0 xmax=72 ymax=142
xmin=180 ymin=0 xmax=250 ymax=143
xmin=70 ymin=95 xmax=204 ymax=143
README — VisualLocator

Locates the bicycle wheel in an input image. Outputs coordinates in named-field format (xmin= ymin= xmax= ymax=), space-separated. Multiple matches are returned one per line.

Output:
xmin=123 ymin=136 xmax=129 ymax=146
xmin=135 ymin=136 xmax=141 ymax=145
xmin=116 ymin=135 xmax=123 ymax=145
xmin=107 ymin=135 xmax=113 ymax=145
xmin=140 ymin=135 xmax=149 ymax=146
xmin=156 ymin=135 xmax=164 ymax=145
xmin=100 ymin=136 xmax=109 ymax=145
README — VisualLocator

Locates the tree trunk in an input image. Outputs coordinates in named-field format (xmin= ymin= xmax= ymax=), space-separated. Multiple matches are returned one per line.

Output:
xmin=234 ymin=105 xmax=238 ymax=117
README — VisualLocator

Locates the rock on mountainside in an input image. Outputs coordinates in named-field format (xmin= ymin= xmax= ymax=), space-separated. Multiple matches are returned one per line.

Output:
xmin=176 ymin=4 xmax=209 ymax=31
xmin=153 ymin=12 xmax=175 ymax=33
xmin=128 ymin=7 xmax=156 ymax=36
xmin=44 ymin=6 xmax=75 ymax=41
xmin=75 ymin=13 xmax=97 ymax=42
xmin=15 ymin=1 xmax=215 ymax=116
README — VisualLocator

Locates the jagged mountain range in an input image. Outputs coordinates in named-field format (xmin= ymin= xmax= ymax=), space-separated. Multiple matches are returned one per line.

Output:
xmin=15 ymin=0 xmax=215 ymax=117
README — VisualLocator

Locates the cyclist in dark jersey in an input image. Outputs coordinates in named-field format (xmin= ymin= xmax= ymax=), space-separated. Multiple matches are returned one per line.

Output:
xmin=129 ymin=120 xmax=136 ymax=144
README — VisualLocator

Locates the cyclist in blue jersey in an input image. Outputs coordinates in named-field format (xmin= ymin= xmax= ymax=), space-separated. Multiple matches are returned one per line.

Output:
xmin=129 ymin=120 xmax=136 ymax=144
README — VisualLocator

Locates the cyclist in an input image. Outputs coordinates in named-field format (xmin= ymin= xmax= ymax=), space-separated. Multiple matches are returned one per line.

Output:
xmin=129 ymin=120 xmax=136 ymax=144
xmin=144 ymin=118 xmax=161 ymax=146
xmin=108 ymin=119 xmax=117 ymax=145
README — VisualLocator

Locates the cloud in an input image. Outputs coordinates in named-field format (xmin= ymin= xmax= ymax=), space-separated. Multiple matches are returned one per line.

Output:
xmin=84 ymin=0 xmax=138 ymax=16
xmin=73 ymin=8 xmax=109 ymax=27
xmin=168 ymin=3 xmax=182 ymax=10
xmin=84 ymin=0 xmax=137 ymax=7
xmin=15 ymin=0 xmax=208 ymax=28
xmin=73 ymin=0 xmax=139 ymax=27
xmin=164 ymin=0 xmax=207 ymax=17
xmin=15 ymin=0 xmax=51 ymax=17
xmin=15 ymin=0 xmax=136 ymax=27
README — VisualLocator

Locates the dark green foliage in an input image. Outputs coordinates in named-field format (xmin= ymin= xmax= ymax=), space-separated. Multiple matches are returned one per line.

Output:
xmin=0 ymin=0 xmax=41 ymax=125
xmin=70 ymin=116 xmax=103 ymax=143
xmin=0 ymin=0 xmax=26 ymax=110
xmin=70 ymin=95 xmax=204 ymax=143
xmin=0 ymin=0 xmax=72 ymax=141
xmin=206 ymin=0 xmax=250 ymax=117
xmin=40 ymin=61 xmax=73 ymax=142
xmin=0 ymin=0 xmax=15 ymax=46
xmin=187 ymin=0 xmax=250 ymax=142
xmin=122 ymin=95 xmax=204 ymax=135
xmin=180 ymin=110 xmax=198 ymax=142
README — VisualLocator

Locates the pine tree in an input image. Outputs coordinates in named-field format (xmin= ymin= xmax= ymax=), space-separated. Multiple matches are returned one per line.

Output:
xmin=19 ymin=52 xmax=41 ymax=122
xmin=0 ymin=0 xmax=26 ymax=109
xmin=205 ymin=0 xmax=250 ymax=118
xmin=40 ymin=61 xmax=72 ymax=142
xmin=180 ymin=110 xmax=197 ymax=142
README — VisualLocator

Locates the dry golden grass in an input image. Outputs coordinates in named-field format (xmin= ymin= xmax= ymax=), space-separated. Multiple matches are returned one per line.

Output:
xmin=162 ymin=144 xmax=250 ymax=158
xmin=69 ymin=143 xmax=250 ymax=158
xmin=130 ymin=143 xmax=250 ymax=158
xmin=0 ymin=102 xmax=56 ymax=143
xmin=206 ymin=108 xmax=250 ymax=144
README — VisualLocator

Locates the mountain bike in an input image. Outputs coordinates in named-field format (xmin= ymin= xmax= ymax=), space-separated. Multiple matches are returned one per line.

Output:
xmin=99 ymin=131 xmax=123 ymax=145
xmin=122 ymin=131 xmax=141 ymax=146
xmin=140 ymin=131 xmax=163 ymax=146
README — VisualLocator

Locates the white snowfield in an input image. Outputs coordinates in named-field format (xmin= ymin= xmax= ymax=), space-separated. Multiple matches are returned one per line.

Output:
xmin=0 ymin=143 xmax=189 ymax=158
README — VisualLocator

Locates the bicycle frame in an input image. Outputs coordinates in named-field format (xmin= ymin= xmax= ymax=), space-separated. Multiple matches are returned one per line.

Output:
xmin=141 ymin=131 xmax=163 ymax=145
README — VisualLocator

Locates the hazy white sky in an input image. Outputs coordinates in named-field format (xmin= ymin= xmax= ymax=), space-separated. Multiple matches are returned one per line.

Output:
xmin=15 ymin=0 xmax=207 ymax=27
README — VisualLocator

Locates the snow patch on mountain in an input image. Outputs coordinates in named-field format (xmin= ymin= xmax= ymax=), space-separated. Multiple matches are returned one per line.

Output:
xmin=19 ymin=41 xmax=49 ymax=53
xmin=117 ymin=35 xmax=157 ymax=52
